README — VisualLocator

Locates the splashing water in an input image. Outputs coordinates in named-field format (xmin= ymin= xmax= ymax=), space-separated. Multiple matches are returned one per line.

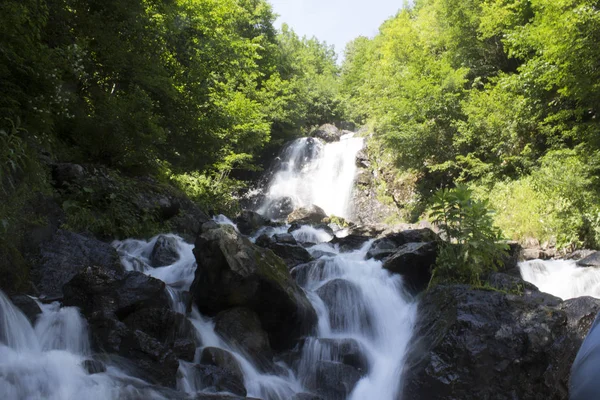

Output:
xmin=520 ymin=259 xmax=600 ymax=300
xmin=257 ymin=134 xmax=364 ymax=219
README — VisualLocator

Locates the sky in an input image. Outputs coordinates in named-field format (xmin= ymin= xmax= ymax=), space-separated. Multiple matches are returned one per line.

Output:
xmin=268 ymin=0 xmax=405 ymax=61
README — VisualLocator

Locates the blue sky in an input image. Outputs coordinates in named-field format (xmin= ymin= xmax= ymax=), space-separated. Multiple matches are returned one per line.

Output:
xmin=268 ymin=0 xmax=405 ymax=61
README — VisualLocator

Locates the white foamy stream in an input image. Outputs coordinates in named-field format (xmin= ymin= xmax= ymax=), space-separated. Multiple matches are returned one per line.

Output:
xmin=0 ymin=133 xmax=419 ymax=400
xmin=520 ymin=259 xmax=600 ymax=300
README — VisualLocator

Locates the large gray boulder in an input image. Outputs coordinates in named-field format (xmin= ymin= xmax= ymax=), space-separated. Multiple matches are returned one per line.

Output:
xmin=311 ymin=124 xmax=342 ymax=143
xmin=191 ymin=224 xmax=317 ymax=350
xmin=577 ymin=251 xmax=600 ymax=267
xmin=31 ymin=229 xmax=123 ymax=299
xmin=287 ymin=205 xmax=328 ymax=225
xmin=401 ymin=276 xmax=600 ymax=400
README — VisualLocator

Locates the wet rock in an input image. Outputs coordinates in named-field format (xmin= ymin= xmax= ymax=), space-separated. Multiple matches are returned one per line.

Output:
xmin=123 ymin=307 xmax=197 ymax=361
xmin=190 ymin=365 xmax=247 ymax=397
xmin=214 ymin=307 xmax=273 ymax=372
xmin=274 ymin=233 xmax=297 ymax=245
xmin=149 ymin=235 xmax=180 ymax=267
xmin=310 ymin=250 xmax=337 ymax=259
xmin=292 ymin=260 xmax=335 ymax=287
xmin=268 ymin=243 xmax=313 ymax=268
xmin=564 ymin=249 xmax=595 ymax=261
xmin=265 ymin=196 xmax=294 ymax=220
xmin=235 ymin=210 xmax=270 ymax=236
xmin=311 ymin=124 xmax=342 ymax=143
xmin=382 ymin=242 xmax=437 ymax=295
xmin=330 ymin=234 xmax=371 ymax=252
xmin=82 ymin=359 xmax=106 ymax=374
xmin=63 ymin=267 xmax=169 ymax=318
xmin=287 ymin=205 xmax=328 ymax=225
xmin=254 ymin=233 xmax=274 ymax=248
xmin=10 ymin=295 xmax=42 ymax=324
xmin=191 ymin=224 xmax=317 ymax=351
xmin=312 ymin=361 xmax=361 ymax=400
xmin=292 ymin=393 xmax=325 ymax=400
xmin=577 ymin=251 xmax=600 ymax=267
xmin=316 ymin=279 xmax=372 ymax=335
xmin=401 ymin=282 xmax=600 ymax=400
xmin=200 ymin=347 xmax=244 ymax=385
xmin=31 ymin=229 xmax=123 ymax=299
xmin=365 ymin=238 xmax=397 ymax=261
xmin=315 ymin=338 xmax=369 ymax=374
xmin=522 ymin=248 xmax=553 ymax=260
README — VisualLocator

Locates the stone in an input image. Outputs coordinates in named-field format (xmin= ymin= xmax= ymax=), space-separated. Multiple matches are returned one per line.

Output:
xmin=31 ymin=229 xmax=123 ymax=299
xmin=382 ymin=242 xmax=437 ymax=295
xmin=200 ymin=347 xmax=245 ymax=385
xmin=149 ymin=235 xmax=180 ymax=267
xmin=316 ymin=279 xmax=372 ymax=335
xmin=190 ymin=365 xmax=247 ymax=397
xmin=401 ymin=282 xmax=600 ymax=400
xmin=577 ymin=251 xmax=600 ymax=267
xmin=313 ymin=361 xmax=361 ymax=400
xmin=10 ymin=295 xmax=42 ymax=324
xmin=314 ymin=338 xmax=369 ymax=374
xmin=82 ymin=359 xmax=106 ymax=374
xmin=287 ymin=205 xmax=328 ymax=225
xmin=330 ymin=234 xmax=371 ymax=253
xmin=267 ymin=243 xmax=313 ymax=268
xmin=311 ymin=124 xmax=342 ymax=143
xmin=235 ymin=210 xmax=270 ymax=236
xmin=191 ymin=225 xmax=317 ymax=351
xmin=214 ymin=307 xmax=273 ymax=372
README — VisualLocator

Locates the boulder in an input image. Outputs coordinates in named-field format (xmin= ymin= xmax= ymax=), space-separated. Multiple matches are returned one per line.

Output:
xmin=264 ymin=197 xmax=294 ymax=220
xmin=274 ymin=233 xmax=297 ymax=245
xmin=316 ymin=279 xmax=372 ymax=335
xmin=365 ymin=238 xmax=397 ymax=261
xmin=287 ymin=205 xmax=328 ymax=225
xmin=577 ymin=251 xmax=600 ymax=267
xmin=401 ymin=282 xmax=600 ymax=400
xmin=382 ymin=242 xmax=437 ymax=295
xmin=268 ymin=243 xmax=313 ymax=268
xmin=330 ymin=234 xmax=371 ymax=253
xmin=315 ymin=338 xmax=369 ymax=374
xmin=191 ymin=224 xmax=317 ymax=351
xmin=564 ymin=249 xmax=595 ymax=261
xmin=10 ymin=295 xmax=42 ymax=324
xmin=31 ymin=229 xmax=123 ymax=299
xmin=82 ymin=359 xmax=106 ymax=374
xmin=190 ymin=365 xmax=247 ymax=397
xmin=499 ymin=241 xmax=522 ymax=271
xmin=214 ymin=307 xmax=273 ymax=372
xmin=311 ymin=124 xmax=342 ymax=143
xmin=235 ymin=211 xmax=270 ymax=236
xmin=62 ymin=267 xmax=169 ymax=318
xmin=200 ymin=347 xmax=245 ymax=385
xmin=312 ymin=361 xmax=361 ymax=400
xmin=122 ymin=307 xmax=197 ymax=361
xmin=149 ymin=235 xmax=180 ymax=267
xmin=522 ymin=248 xmax=553 ymax=260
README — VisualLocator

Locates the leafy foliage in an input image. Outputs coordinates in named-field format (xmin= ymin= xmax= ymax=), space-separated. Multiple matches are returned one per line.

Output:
xmin=430 ymin=185 xmax=508 ymax=285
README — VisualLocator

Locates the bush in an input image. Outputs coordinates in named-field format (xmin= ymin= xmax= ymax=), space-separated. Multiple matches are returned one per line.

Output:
xmin=430 ymin=185 xmax=508 ymax=285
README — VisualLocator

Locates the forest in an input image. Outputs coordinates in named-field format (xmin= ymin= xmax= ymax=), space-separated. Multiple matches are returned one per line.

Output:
xmin=2 ymin=0 xmax=600 ymax=259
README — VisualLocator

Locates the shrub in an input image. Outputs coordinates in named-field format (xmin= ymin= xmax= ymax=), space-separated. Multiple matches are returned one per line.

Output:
xmin=430 ymin=184 xmax=508 ymax=285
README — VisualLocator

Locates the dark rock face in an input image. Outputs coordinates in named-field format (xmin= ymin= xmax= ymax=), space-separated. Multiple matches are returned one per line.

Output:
xmin=214 ymin=307 xmax=273 ymax=371
xmin=577 ymin=251 xmax=600 ymax=267
xmin=191 ymin=224 xmax=317 ymax=351
xmin=190 ymin=365 xmax=247 ymax=397
xmin=235 ymin=210 xmax=270 ymax=236
xmin=500 ymin=241 xmax=522 ymax=271
xmin=401 ymin=280 xmax=600 ymax=400
xmin=316 ymin=279 xmax=372 ymax=335
xmin=122 ymin=307 xmax=197 ymax=361
xmin=149 ymin=235 xmax=180 ymax=267
xmin=63 ymin=267 xmax=169 ymax=318
xmin=331 ymin=234 xmax=371 ymax=253
xmin=311 ymin=124 xmax=342 ymax=143
xmin=200 ymin=347 xmax=245 ymax=386
xmin=312 ymin=361 xmax=361 ymax=400
xmin=10 ymin=295 xmax=42 ymax=324
xmin=31 ymin=229 xmax=123 ymax=299
xmin=267 ymin=243 xmax=313 ymax=268
xmin=62 ymin=267 xmax=185 ymax=387
xmin=292 ymin=393 xmax=325 ymax=400
xmin=382 ymin=242 xmax=437 ymax=295
xmin=82 ymin=359 xmax=106 ymax=374
xmin=314 ymin=338 xmax=369 ymax=374
xmin=287 ymin=205 xmax=328 ymax=225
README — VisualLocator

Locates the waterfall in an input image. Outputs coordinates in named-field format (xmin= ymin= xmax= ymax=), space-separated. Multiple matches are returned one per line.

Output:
xmin=257 ymin=134 xmax=364 ymax=220
xmin=520 ymin=259 xmax=600 ymax=300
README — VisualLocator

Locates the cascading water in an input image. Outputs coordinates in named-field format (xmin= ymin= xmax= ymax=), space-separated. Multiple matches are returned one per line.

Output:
xmin=520 ymin=259 xmax=600 ymax=300
xmin=0 ymin=133 xmax=418 ymax=400
xmin=257 ymin=134 xmax=364 ymax=220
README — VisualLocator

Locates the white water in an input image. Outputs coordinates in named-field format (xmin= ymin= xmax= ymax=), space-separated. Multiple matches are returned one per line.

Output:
xmin=520 ymin=259 xmax=600 ymax=300
xmin=0 ymin=132 xmax=418 ymax=400
xmin=257 ymin=134 xmax=364 ymax=219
